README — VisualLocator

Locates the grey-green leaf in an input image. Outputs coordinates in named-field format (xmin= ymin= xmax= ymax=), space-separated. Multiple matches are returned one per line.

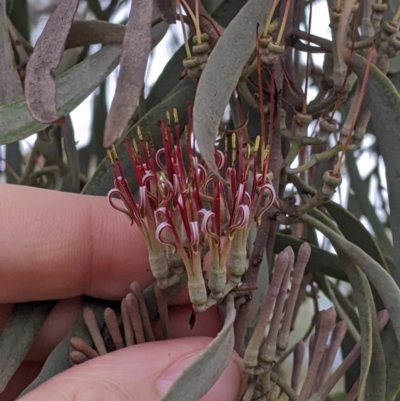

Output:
xmin=160 ymin=295 xmax=237 ymax=401
xmin=82 ymin=79 xmax=196 ymax=196
xmin=348 ymin=52 xmax=400 ymax=285
xmin=302 ymin=214 xmax=400 ymax=348
xmin=0 ymin=0 xmax=23 ymax=104
xmin=0 ymin=301 xmax=56 ymax=392
xmin=325 ymin=200 xmax=389 ymax=272
xmin=0 ymin=45 xmax=121 ymax=145
xmin=25 ymin=0 xmax=79 ymax=123
xmin=19 ymin=298 xmax=108 ymax=397
xmin=193 ymin=0 xmax=273 ymax=176
xmin=103 ymin=0 xmax=153 ymax=147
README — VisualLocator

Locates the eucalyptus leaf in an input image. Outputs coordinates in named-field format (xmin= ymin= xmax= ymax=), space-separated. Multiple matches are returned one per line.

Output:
xmin=61 ymin=116 xmax=80 ymax=193
xmin=348 ymin=52 xmax=400 ymax=285
xmin=160 ymin=295 xmax=236 ymax=401
xmin=82 ymin=79 xmax=196 ymax=196
xmin=0 ymin=45 xmax=121 ymax=145
xmin=345 ymin=152 xmax=393 ymax=254
xmin=0 ymin=0 xmax=23 ymax=104
xmin=338 ymin=253 xmax=385 ymax=401
xmin=65 ymin=21 xmax=125 ymax=49
xmin=103 ymin=0 xmax=153 ymax=147
xmin=301 ymin=214 xmax=400 ymax=348
xmin=193 ymin=0 xmax=273 ymax=176
xmin=19 ymin=298 xmax=109 ymax=398
xmin=25 ymin=0 xmax=79 ymax=123
xmin=325 ymin=200 xmax=389 ymax=272
xmin=0 ymin=301 xmax=56 ymax=392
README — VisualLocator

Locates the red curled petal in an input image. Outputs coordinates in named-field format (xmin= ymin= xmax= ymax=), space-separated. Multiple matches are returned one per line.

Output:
xmin=254 ymin=183 xmax=276 ymax=224
xmin=228 ymin=204 xmax=250 ymax=239
xmin=107 ymin=189 xmax=134 ymax=225
xmin=155 ymin=222 xmax=179 ymax=253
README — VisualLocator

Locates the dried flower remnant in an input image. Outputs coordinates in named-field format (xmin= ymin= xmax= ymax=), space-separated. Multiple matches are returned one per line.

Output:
xmin=107 ymin=107 xmax=276 ymax=312
xmin=69 ymin=282 xmax=155 ymax=365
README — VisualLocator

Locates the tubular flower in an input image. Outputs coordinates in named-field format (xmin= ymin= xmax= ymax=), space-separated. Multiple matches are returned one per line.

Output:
xmin=107 ymin=107 xmax=276 ymax=312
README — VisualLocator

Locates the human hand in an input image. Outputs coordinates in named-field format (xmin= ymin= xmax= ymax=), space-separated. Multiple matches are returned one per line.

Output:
xmin=0 ymin=184 xmax=243 ymax=401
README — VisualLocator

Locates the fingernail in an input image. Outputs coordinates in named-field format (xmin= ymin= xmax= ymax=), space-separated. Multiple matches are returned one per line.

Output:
xmin=156 ymin=353 xmax=242 ymax=401
xmin=156 ymin=354 xmax=196 ymax=396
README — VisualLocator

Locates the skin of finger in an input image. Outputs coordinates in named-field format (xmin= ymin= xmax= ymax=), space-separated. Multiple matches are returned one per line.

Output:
xmin=0 ymin=185 xmax=153 ymax=303
xmin=18 ymin=337 xmax=243 ymax=401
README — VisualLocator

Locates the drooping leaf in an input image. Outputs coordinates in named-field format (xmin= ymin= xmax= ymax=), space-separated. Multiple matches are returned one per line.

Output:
xmin=65 ymin=21 xmax=125 ymax=49
xmin=0 ymin=0 xmax=23 ymax=104
xmin=325 ymin=200 xmax=389 ymax=272
xmin=0 ymin=45 xmax=121 ymax=145
xmin=302 ymin=214 xmax=400 ymax=348
xmin=25 ymin=0 xmax=79 ymax=123
xmin=61 ymin=116 xmax=80 ymax=193
xmin=274 ymin=234 xmax=348 ymax=281
xmin=160 ymin=295 xmax=237 ymax=401
xmin=348 ymin=52 xmax=400 ymax=285
xmin=103 ymin=0 xmax=153 ymax=147
xmin=193 ymin=0 xmax=273 ymax=176
xmin=19 ymin=298 xmax=109 ymax=397
xmin=82 ymin=79 xmax=196 ymax=196
xmin=345 ymin=151 xmax=393 ymax=254
xmin=382 ymin=323 xmax=400 ymax=401
xmin=1 ymin=0 xmax=24 ymax=184
xmin=0 ymin=301 xmax=56 ymax=391
xmin=66 ymin=18 xmax=168 ymax=51
xmin=338 ymin=253 xmax=385 ymax=401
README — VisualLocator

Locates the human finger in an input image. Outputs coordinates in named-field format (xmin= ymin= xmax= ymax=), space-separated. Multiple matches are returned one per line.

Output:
xmin=18 ymin=337 xmax=244 ymax=401
xmin=0 ymin=185 xmax=153 ymax=303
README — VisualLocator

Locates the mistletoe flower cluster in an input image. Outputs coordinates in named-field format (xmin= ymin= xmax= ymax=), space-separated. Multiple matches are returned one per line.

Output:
xmin=107 ymin=108 xmax=276 ymax=312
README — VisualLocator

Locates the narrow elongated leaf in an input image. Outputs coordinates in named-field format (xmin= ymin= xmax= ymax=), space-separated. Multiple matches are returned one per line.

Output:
xmin=66 ymin=18 xmax=168 ymax=51
xmin=193 ymin=0 xmax=273 ymax=176
xmin=0 ymin=45 xmax=121 ymax=145
xmin=302 ymin=214 xmax=400 ymax=348
xmin=25 ymin=0 xmax=79 ymax=123
xmin=0 ymin=301 xmax=56 ymax=391
xmin=61 ymin=116 xmax=80 ymax=193
xmin=339 ymin=254 xmax=384 ymax=401
xmin=348 ymin=52 xmax=400 ymax=285
xmin=82 ymin=79 xmax=196 ymax=196
xmin=66 ymin=21 xmax=125 ymax=49
xmin=160 ymin=295 xmax=237 ymax=401
xmin=103 ymin=0 xmax=153 ymax=147
xmin=325 ymin=201 xmax=389 ymax=271
xmin=19 ymin=298 xmax=109 ymax=397
xmin=345 ymin=152 xmax=393 ymax=254
xmin=0 ymin=0 xmax=23 ymax=104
